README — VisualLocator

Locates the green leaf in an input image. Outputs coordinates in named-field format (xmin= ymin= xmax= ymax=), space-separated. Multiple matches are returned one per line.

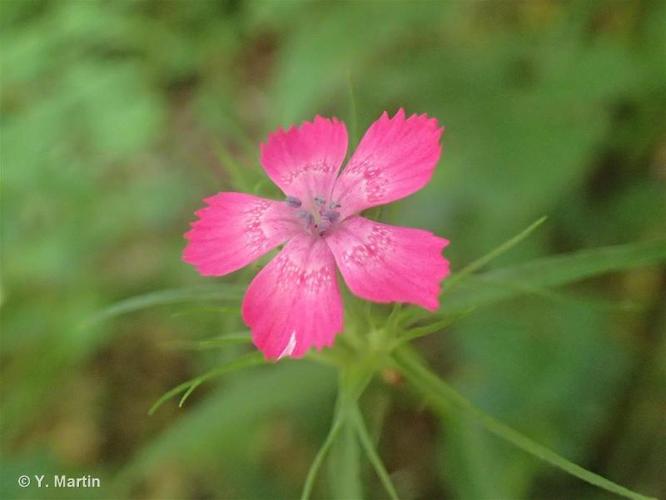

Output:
xmin=301 ymin=402 xmax=346 ymax=500
xmin=392 ymin=347 xmax=656 ymax=500
xmin=440 ymin=238 xmax=666 ymax=316
xmin=84 ymin=284 xmax=244 ymax=326
xmin=113 ymin=362 xmax=337 ymax=497
xmin=148 ymin=352 xmax=264 ymax=415
xmin=444 ymin=216 xmax=548 ymax=291
xmin=488 ymin=238 xmax=665 ymax=287
xmin=170 ymin=305 xmax=236 ymax=318
xmin=162 ymin=332 xmax=251 ymax=351
xmin=351 ymin=405 xmax=400 ymax=500
xmin=398 ymin=308 xmax=475 ymax=344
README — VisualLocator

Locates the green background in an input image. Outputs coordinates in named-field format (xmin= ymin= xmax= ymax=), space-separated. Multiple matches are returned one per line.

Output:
xmin=1 ymin=1 xmax=664 ymax=499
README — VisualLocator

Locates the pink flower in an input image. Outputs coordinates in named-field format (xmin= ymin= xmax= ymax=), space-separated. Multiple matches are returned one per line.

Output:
xmin=183 ymin=109 xmax=450 ymax=360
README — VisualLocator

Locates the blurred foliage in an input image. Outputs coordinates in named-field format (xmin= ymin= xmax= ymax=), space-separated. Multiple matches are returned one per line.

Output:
xmin=1 ymin=1 xmax=665 ymax=499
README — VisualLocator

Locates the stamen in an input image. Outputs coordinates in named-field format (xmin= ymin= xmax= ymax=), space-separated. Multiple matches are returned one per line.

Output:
xmin=285 ymin=196 xmax=302 ymax=208
xmin=296 ymin=209 xmax=315 ymax=227
xmin=323 ymin=210 xmax=340 ymax=223
xmin=291 ymin=197 xmax=342 ymax=236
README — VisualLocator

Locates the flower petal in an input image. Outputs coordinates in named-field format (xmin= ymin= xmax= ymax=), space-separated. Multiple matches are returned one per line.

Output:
xmin=242 ymin=233 xmax=343 ymax=360
xmin=183 ymin=193 xmax=300 ymax=276
xmin=332 ymin=109 xmax=444 ymax=218
xmin=260 ymin=116 xmax=348 ymax=207
xmin=325 ymin=216 xmax=449 ymax=311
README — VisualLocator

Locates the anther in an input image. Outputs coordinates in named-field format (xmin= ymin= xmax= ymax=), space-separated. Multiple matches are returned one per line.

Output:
xmin=285 ymin=196 xmax=302 ymax=208
xmin=296 ymin=210 xmax=315 ymax=227
xmin=314 ymin=196 xmax=326 ymax=206
xmin=323 ymin=210 xmax=340 ymax=223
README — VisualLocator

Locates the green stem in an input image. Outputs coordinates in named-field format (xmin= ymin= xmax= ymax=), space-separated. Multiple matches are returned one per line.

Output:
xmin=351 ymin=406 xmax=400 ymax=500
xmin=301 ymin=403 xmax=346 ymax=500
xmin=395 ymin=308 xmax=474 ymax=345
xmin=392 ymin=347 xmax=655 ymax=500
xmin=300 ymin=363 xmax=376 ymax=500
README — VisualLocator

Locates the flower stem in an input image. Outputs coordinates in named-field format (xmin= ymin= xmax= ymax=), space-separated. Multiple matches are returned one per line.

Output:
xmin=351 ymin=405 xmax=400 ymax=500
xmin=300 ymin=362 xmax=376 ymax=499
xmin=300 ymin=401 xmax=346 ymax=500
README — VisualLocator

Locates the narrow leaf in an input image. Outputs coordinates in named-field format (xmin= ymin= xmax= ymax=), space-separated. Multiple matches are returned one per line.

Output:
xmin=114 ymin=363 xmax=336 ymax=494
xmin=444 ymin=216 xmax=548 ymax=290
xmin=398 ymin=308 xmax=475 ymax=344
xmin=179 ymin=381 xmax=202 ymax=408
xmin=85 ymin=285 xmax=244 ymax=326
xmin=148 ymin=381 xmax=193 ymax=417
xmin=440 ymin=238 xmax=666 ymax=316
xmin=487 ymin=238 xmax=666 ymax=288
xmin=351 ymin=406 xmax=400 ymax=500
xmin=149 ymin=352 xmax=264 ymax=415
xmin=170 ymin=306 xmax=235 ymax=318
xmin=163 ymin=332 xmax=251 ymax=351
xmin=393 ymin=347 xmax=656 ymax=500
xmin=301 ymin=406 xmax=346 ymax=500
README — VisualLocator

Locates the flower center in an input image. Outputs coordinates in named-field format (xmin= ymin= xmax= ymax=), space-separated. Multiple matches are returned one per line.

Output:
xmin=286 ymin=195 xmax=341 ymax=236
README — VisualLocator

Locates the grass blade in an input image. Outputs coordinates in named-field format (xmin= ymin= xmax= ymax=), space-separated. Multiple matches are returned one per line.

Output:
xmin=393 ymin=347 xmax=656 ymax=500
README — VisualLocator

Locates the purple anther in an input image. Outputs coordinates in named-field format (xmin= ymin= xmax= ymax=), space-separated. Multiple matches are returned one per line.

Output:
xmin=323 ymin=210 xmax=340 ymax=223
xmin=286 ymin=196 xmax=302 ymax=208
xmin=296 ymin=209 xmax=315 ymax=227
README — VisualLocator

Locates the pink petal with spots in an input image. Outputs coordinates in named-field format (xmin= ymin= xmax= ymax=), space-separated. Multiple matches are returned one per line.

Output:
xmin=242 ymin=233 xmax=343 ymax=360
xmin=183 ymin=193 xmax=299 ymax=276
xmin=332 ymin=109 xmax=443 ymax=218
xmin=260 ymin=116 xmax=348 ymax=208
xmin=325 ymin=216 xmax=449 ymax=311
